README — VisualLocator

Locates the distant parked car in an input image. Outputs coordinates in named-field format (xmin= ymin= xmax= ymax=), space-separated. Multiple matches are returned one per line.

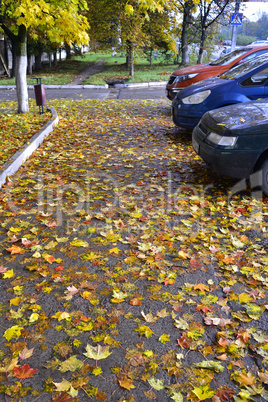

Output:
xmin=221 ymin=40 xmax=231 ymax=46
xmin=192 ymin=99 xmax=268 ymax=196
xmin=219 ymin=46 xmax=240 ymax=57
xmin=166 ymin=45 xmax=268 ymax=100
xmin=172 ymin=53 xmax=268 ymax=130
xmin=251 ymin=40 xmax=268 ymax=45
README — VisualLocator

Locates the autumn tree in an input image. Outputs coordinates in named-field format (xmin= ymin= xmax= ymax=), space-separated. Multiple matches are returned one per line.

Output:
xmin=174 ymin=0 xmax=197 ymax=65
xmin=87 ymin=0 xmax=169 ymax=77
xmin=142 ymin=8 xmax=177 ymax=66
xmin=195 ymin=0 xmax=232 ymax=64
xmin=0 ymin=0 xmax=89 ymax=113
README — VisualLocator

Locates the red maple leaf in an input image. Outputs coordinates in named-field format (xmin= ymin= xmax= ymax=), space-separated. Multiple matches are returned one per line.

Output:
xmin=55 ymin=265 xmax=64 ymax=271
xmin=52 ymin=392 xmax=78 ymax=402
xmin=13 ymin=363 xmax=37 ymax=379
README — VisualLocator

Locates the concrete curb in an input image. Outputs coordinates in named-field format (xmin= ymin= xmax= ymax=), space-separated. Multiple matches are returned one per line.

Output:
xmin=0 ymin=107 xmax=59 ymax=189
xmin=0 ymin=82 xmax=166 ymax=90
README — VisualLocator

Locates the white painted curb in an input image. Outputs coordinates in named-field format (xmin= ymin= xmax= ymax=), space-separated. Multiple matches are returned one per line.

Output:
xmin=0 ymin=107 xmax=59 ymax=189
xmin=0 ymin=82 xmax=166 ymax=90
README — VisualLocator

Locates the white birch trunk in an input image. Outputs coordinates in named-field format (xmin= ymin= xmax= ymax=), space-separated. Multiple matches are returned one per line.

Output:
xmin=16 ymin=54 xmax=28 ymax=113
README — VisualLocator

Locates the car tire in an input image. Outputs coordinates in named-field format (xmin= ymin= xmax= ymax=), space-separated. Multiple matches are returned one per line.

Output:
xmin=261 ymin=159 xmax=268 ymax=197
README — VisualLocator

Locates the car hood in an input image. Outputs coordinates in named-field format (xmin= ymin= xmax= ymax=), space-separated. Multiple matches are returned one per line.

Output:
xmin=177 ymin=77 xmax=228 ymax=99
xmin=172 ymin=63 xmax=217 ymax=76
xmin=204 ymin=99 xmax=268 ymax=133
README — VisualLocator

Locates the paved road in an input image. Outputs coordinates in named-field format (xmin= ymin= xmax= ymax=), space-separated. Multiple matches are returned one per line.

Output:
xmin=0 ymin=85 xmax=167 ymax=102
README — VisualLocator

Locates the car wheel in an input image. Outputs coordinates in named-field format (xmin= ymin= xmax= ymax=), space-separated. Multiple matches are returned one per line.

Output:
xmin=261 ymin=159 xmax=268 ymax=197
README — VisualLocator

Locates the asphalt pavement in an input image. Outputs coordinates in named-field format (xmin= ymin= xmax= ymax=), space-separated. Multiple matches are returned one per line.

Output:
xmin=0 ymin=83 xmax=167 ymax=102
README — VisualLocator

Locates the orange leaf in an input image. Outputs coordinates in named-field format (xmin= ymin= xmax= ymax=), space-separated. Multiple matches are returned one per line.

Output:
xmin=232 ymin=371 xmax=256 ymax=386
xmin=55 ymin=265 xmax=64 ymax=271
xmin=43 ymin=254 xmax=56 ymax=264
xmin=7 ymin=245 xmax=24 ymax=254
xmin=13 ymin=363 xmax=37 ymax=379
xmin=193 ymin=283 xmax=209 ymax=292
xmin=129 ymin=298 xmax=142 ymax=306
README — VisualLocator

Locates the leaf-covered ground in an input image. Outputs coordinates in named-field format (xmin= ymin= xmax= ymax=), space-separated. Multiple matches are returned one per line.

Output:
xmin=0 ymin=100 xmax=51 ymax=167
xmin=0 ymin=99 xmax=268 ymax=402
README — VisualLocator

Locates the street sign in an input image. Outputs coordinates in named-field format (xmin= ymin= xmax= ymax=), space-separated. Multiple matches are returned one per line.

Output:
xmin=231 ymin=13 xmax=243 ymax=25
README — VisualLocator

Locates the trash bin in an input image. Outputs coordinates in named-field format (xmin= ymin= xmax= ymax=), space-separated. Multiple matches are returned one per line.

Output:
xmin=34 ymin=78 xmax=46 ymax=114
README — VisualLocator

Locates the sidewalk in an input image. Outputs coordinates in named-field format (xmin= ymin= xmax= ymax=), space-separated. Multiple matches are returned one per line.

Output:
xmin=0 ymin=97 xmax=267 ymax=401
xmin=0 ymin=81 xmax=167 ymax=90
xmin=0 ymin=81 xmax=167 ymax=188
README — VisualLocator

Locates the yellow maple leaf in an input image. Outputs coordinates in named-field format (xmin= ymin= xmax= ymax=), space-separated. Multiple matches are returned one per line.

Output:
xmin=238 ymin=293 xmax=253 ymax=304
xmin=3 ymin=325 xmax=24 ymax=341
xmin=29 ymin=313 xmax=39 ymax=323
xmin=159 ymin=334 xmax=170 ymax=344
xmin=109 ymin=247 xmax=121 ymax=255
xmin=178 ymin=250 xmax=189 ymax=259
xmin=82 ymin=291 xmax=92 ymax=299
xmin=10 ymin=297 xmax=22 ymax=306
xmin=119 ymin=376 xmax=135 ymax=390
xmin=3 ymin=269 xmax=15 ymax=279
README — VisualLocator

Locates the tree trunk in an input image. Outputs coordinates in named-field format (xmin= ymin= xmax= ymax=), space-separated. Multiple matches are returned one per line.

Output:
xmin=127 ymin=41 xmax=134 ymax=76
xmin=180 ymin=1 xmax=194 ymax=66
xmin=27 ymin=54 xmax=33 ymax=75
xmin=4 ymin=37 xmax=9 ymax=72
xmin=181 ymin=12 xmax=189 ymax=65
xmin=11 ymin=38 xmax=16 ymax=78
xmin=150 ymin=47 xmax=153 ymax=67
xmin=34 ymin=52 xmax=42 ymax=71
xmin=15 ymin=25 xmax=28 ymax=113
xmin=65 ymin=43 xmax=71 ymax=59
xmin=197 ymin=30 xmax=206 ymax=64
xmin=53 ymin=51 xmax=57 ymax=65
xmin=48 ymin=52 xmax=52 ymax=68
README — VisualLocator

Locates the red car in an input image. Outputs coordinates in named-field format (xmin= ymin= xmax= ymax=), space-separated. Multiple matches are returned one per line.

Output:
xmin=166 ymin=45 xmax=268 ymax=100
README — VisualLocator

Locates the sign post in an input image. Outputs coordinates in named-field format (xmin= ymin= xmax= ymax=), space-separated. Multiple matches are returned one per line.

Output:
xmin=231 ymin=0 xmax=242 ymax=51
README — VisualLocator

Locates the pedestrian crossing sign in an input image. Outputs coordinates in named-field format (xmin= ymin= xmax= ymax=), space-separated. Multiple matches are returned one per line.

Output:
xmin=231 ymin=13 xmax=243 ymax=25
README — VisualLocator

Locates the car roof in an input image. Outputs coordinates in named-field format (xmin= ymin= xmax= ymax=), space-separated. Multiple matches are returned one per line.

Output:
xmin=177 ymin=54 xmax=268 ymax=97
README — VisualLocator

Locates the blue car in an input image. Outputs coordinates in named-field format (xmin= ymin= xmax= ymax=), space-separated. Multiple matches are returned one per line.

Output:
xmin=172 ymin=53 xmax=268 ymax=130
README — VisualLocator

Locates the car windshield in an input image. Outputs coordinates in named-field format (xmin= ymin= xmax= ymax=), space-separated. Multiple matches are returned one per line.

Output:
xmin=209 ymin=47 xmax=252 ymax=66
xmin=219 ymin=54 xmax=268 ymax=80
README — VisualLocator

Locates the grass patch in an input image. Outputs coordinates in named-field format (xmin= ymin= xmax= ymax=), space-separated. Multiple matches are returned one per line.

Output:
xmin=0 ymin=50 xmax=214 ymax=87
xmin=83 ymin=53 xmax=175 ymax=85
xmin=0 ymin=99 xmax=52 ymax=166
xmin=0 ymin=52 xmax=110 ymax=86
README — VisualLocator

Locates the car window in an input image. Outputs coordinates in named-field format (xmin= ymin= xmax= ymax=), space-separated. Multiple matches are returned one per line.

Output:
xmin=210 ymin=48 xmax=252 ymax=66
xmin=242 ymin=49 xmax=268 ymax=62
xmin=219 ymin=54 xmax=268 ymax=80
xmin=240 ymin=67 xmax=268 ymax=87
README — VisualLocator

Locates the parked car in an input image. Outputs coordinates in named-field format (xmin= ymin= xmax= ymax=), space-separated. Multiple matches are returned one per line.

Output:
xmin=192 ymin=99 xmax=268 ymax=195
xmin=250 ymin=40 xmax=268 ymax=45
xmin=172 ymin=53 xmax=268 ymax=130
xmin=166 ymin=45 xmax=268 ymax=100
xmin=219 ymin=46 xmax=240 ymax=57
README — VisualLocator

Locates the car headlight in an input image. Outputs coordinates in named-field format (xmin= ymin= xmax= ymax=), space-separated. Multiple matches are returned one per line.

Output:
xmin=182 ymin=90 xmax=211 ymax=105
xmin=174 ymin=73 xmax=199 ymax=83
xmin=206 ymin=132 xmax=237 ymax=147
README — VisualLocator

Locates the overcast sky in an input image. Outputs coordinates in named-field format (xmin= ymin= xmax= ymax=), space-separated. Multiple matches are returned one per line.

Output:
xmin=241 ymin=1 xmax=268 ymax=21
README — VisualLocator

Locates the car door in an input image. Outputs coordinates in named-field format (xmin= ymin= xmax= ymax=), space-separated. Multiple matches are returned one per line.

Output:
xmin=239 ymin=66 xmax=268 ymax=100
